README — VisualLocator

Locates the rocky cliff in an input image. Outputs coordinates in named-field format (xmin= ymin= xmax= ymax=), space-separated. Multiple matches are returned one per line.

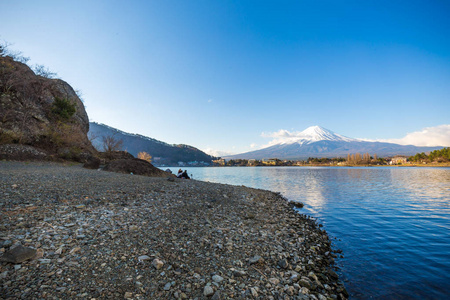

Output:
xmin=0 ymin=55 xmax=95 ymax=160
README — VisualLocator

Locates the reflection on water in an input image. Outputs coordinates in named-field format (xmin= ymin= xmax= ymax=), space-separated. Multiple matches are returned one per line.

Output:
xmin=176 ymin=166 xmax=450 ymax=299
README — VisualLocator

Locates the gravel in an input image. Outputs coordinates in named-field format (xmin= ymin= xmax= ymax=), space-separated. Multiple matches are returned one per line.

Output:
xmin=0 ymin=161 xmax=348 ymax=299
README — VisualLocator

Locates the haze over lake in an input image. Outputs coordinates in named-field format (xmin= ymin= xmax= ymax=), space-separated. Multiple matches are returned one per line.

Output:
xmin=172 ymin=166 xmax=450 ymax=299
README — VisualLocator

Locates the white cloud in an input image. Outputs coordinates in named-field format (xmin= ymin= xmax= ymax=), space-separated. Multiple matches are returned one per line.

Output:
xmin=260 ymin=129 xmax=305 ymax=146
xmin=203 ymin=148 xmax=236 ymax=157
xmin=366 ymin=124 xmax=450 ymax=147
xmin=250 ymin=143 xmax=258 ymax=148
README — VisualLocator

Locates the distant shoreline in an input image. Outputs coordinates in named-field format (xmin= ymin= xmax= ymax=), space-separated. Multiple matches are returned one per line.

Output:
xmin=162 ymin=163 xmax=450 ymax=168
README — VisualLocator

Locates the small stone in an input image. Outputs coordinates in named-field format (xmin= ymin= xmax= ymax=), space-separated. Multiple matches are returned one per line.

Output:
xmin=285 ymin=285 xmax=295 ymax=295
xmin=231 ymin=268 xmax=246 ymax=277
xmin=277 ymin=259 xmax=289 ymax=269
xmin=212 ymin=275 xmax=224 ymax=283
xmin=34 ymin=248 xmax=44 ymax=259
xmin=249 ymin=255 xmax=263 ymax=265
xmin=69 ymin=247 xmax=81 ymax=255
xmin=299 ymin=277 xmax=313 ymax=289
xmin=204 ymin=285 xmax=214 ymax=297
xmin=268 ymin=278 xmax=280 ymax=285
xmin=211 ymin=291 xmax=221 ymax=300
xmin=300 ymin=287 xmax=310 ymax=294
xmin=0 ymin=271 xmax=8 ymax=279
xmin=328 ymin=269 xmax=339 ymax=279
xmin=164 ymin=282 xmax=171 ymax=291
xmin=2 ymin=240 xmax=12 ymax=248
xmin=290 ymin=274 xmax=299 ymax=282
xmin=124 ymin=292 xmax=133 ymax=298
xmin=152 ymin=258 xmax=164 ymax=270
xmin=308 ymin=271 xmax=318 ymax=281
xmin=138 ymin=255 xmax=151 ymax=262
xmin=250 ymin=287 xmax=258 ymax=297
xmin=38 ymin=259 xmax=51 ymax=264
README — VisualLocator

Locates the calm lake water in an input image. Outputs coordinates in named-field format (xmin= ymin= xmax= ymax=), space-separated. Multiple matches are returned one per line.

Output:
xmin=169 ymin=166 xmax=450 ymax=299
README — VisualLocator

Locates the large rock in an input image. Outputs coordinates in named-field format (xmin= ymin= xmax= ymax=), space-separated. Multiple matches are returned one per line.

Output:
xmin=103 ymin=158 xmax=173 ymax=177
xmin=0 ymin=55 xmax=95 ymax=158
xmin=0 ymin=144 xmax=48 ymax=160
xmin=0 ymin=245 xmax=37 ymax=263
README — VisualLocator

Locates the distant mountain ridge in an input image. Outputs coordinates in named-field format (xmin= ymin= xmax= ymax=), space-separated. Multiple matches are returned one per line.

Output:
xmin=226 ymin=126 xmax=443 ymax=160
xmin=89 ymin=122 xmax=216 ymax=166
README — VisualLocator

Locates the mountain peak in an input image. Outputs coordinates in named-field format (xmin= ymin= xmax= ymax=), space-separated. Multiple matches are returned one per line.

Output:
xmin=292 ymin=126 xmax=356 ymax=144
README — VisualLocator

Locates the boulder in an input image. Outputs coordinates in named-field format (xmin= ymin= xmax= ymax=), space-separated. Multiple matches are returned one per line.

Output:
xmin=0 ymin=245 xmax=37 ymax=263
xmin=103 ymin=158 xmax=175 ymax=178
xmin=0 ymin=55 xmax=96 ymax=158
xmin=83 ymin=155 xmax=101 ymax=169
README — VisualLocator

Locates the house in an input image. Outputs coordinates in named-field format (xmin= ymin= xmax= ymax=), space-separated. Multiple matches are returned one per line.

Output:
xmin=390 ymin=156 xmax=408 ymax=165
xmin=213 ymin=159 xmax=227 ymax=166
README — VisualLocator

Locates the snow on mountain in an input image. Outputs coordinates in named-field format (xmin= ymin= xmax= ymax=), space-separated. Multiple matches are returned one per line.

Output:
xmin=285 ymin=126 xmax=358 ymax=145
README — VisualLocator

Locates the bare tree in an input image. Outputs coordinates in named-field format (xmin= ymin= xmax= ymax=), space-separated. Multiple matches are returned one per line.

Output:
xmin=88 ymin=131 xmax=99 ymax=144
xmin=33 ymin=64 xmax=57 ymax=78
xmin=102 ymin=134 xmax=123 ymax=153
xmin=0 ymin=41 xmax=9 ymax=57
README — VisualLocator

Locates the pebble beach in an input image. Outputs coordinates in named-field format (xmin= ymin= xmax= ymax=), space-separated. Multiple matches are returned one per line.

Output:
xmin=0 ymin=161 xmax=347 ymax=299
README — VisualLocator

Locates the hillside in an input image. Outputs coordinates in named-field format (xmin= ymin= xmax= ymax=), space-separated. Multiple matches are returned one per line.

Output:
xmin=227 ymin=126 xmax=443 ymax=160
xmin=89 ymin=122 xmax=216 ymax=166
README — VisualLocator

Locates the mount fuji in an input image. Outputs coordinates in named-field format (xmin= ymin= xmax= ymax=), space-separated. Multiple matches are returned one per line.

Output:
xmin=226 ymin=126 xmax=442 ymax=160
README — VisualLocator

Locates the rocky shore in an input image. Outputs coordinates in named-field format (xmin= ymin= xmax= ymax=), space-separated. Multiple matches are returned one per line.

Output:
xmin=0 ymin=161 xmax=347 ymax=299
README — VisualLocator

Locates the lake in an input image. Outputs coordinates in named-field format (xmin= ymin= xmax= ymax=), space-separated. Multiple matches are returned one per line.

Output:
xmin=169 ymin=166 xmax=450 ymax=299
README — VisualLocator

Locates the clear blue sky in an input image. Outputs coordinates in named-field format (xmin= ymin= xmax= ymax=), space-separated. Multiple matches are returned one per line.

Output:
xmin=1 ymin=0 xmax=449 ymax=155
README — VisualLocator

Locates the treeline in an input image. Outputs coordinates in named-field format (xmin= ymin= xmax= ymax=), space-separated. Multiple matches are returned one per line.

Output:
xmin=217 ymin=156 xmax=369 ymax=167
xmin=223 ymin=159 xmax=291 ymax=167
xmin=346 ymin=153 xmax=385 ymax=165
xmin=307 ymin=157 xmax=346 ymax=164
xmin=216 ymin=148 xmax=450 ymax=167
xmin=409 ymin=147 xmax=450 ymax=163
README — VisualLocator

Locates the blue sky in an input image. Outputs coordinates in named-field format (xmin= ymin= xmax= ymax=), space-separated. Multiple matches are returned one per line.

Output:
xmin=1 ymin=0 xmax=449 ymax=155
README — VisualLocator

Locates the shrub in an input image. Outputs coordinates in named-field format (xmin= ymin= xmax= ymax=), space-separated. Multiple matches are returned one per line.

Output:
xmin=51 ymin=97 xmax=76 ymax=120
xmin=0 ymin=130 xmax=18 ymax=144
xmin=137 ymin=151 xmax=152 ymax=163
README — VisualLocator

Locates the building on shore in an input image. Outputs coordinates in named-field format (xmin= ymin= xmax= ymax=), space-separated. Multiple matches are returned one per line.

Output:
xmin=390 ymin=156 xmax=408 ymax=165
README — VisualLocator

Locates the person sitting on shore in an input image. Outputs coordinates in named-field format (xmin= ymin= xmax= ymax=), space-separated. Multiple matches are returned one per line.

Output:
xmin=181 ymin=170 xmax=190 ymax=179
xmin=177 ymin=169 xmax=183 ymax=178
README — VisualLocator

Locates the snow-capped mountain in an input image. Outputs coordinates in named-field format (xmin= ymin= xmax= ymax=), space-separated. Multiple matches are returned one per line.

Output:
xmin=226 ymin=126 xmax=442 ymax=160
xmin=280 ymin=126 xmax=358 ymax=145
